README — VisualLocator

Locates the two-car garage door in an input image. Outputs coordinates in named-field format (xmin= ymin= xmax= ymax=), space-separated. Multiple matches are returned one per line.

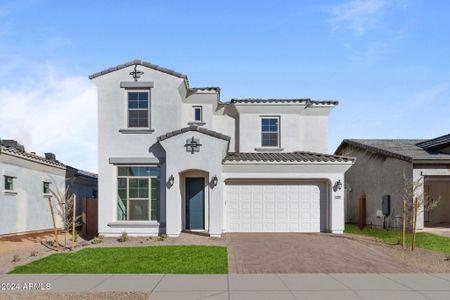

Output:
xmin=225 ymin=180 xmax=328 ymax=232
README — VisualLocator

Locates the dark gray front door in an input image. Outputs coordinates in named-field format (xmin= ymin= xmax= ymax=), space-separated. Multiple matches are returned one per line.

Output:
xmin=186 ymin=177 xmax=205 ymax=230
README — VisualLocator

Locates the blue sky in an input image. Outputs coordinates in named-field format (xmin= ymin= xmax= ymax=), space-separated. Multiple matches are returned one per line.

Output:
xmin=0 ymin=0 xmax=449 ymax=172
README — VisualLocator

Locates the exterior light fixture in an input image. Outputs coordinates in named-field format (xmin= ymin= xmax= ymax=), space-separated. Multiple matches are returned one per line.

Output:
xmin=212 ymin=175 xmax=218 ymax=187
xmin=335 ymin=180 xmax=343 ymax=191
xmin=168 ymin=175 xmax=175 ymax=187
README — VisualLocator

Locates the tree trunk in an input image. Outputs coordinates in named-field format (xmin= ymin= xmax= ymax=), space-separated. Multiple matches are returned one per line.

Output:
xmin=72 ymin=195 xmax=77 ymax=250
xmin=402 ymin=200 xmax=407 ymax=249
xmin=48 ymin=196 xmax=60 ymax=252
xmin=63 ymin=201 xmax=67 ymax=248
xmin=412 ymin=198 xmax=419 ymax=251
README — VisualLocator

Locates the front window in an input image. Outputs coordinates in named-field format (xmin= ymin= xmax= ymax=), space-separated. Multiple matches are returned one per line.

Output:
xmin=4 ymin=176 xmax=14 ymax=191
xmin=117 ymin=167 xmax=160 ymax=221
xmin=194 ymin=106 xmax=202 ymax=122
xmin=261 ymin=117 xmax=280 ymax=147
xmin=128 ymin=91 xmax=149 ymax=128
xmin=43 ymin=182 xmax=50 ymax=195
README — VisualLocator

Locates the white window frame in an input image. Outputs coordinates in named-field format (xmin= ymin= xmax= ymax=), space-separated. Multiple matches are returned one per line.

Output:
xmin=193 ymin=106 xmax=203 ymax=122
xmin=117 ymin=166 xmax=160 ymax=221
xmin=260 ymin=116 xmax=280 ymax=148
xmin=126 ymin=90 xmax=150 ymax=129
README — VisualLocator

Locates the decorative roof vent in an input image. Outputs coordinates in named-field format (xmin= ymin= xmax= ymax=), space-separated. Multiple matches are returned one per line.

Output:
xmin=45 ymin=152 xmax=56 ymax=161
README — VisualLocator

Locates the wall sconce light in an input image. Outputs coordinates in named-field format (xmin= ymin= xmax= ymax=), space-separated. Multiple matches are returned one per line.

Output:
xmin=334 ymin=180 xmax=343 ymax=191
xmin=168 ymin=175 xmax=175 ymax=187
xmin=211 ymin=175 xmax=218 ymax=187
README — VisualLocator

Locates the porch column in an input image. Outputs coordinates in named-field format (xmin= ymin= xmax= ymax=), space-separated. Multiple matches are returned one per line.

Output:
xmin=330 ymin=175 xmax=345 ymax=234
xmin=165 ymin=164 xmax=182 ymax=237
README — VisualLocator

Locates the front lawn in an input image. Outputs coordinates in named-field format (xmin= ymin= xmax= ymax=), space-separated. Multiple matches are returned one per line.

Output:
xmin=10 ymin=245 xmax=228 ymax=274
xmin=345 ymin=224 xmax=450 ymax=255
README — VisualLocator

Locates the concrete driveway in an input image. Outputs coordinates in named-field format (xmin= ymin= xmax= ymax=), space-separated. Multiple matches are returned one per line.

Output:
xmin=226 ymin=233 xmax=419 ymax=273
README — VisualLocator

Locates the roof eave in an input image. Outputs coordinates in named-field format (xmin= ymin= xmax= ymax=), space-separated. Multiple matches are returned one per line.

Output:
xmin=337 ymin=140 xmax=414 ymax=162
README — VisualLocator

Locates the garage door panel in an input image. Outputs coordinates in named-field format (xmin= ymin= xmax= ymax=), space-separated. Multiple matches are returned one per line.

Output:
xmin=226 ymin=181 xmax=326 ymax=233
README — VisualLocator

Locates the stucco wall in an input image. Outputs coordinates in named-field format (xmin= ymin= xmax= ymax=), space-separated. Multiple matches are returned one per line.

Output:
xmin=0 ymin=154 xmax=65 ymax=235
xmin=93 ymin=66 xmax=184 ymax=236
xmin=160 ymin=131 xmax=229 ymax=237
xmin=341 ymin=147 xmax=413 ymax=228
xmin=235 ymin=104 xmax=331 ymax=153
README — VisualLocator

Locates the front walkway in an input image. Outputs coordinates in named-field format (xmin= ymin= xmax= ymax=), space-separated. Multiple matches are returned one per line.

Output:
xmin=424 ymin=224 xmax=450 ymax=238
xmin=1 ymin=273 xmax=450 ymax=299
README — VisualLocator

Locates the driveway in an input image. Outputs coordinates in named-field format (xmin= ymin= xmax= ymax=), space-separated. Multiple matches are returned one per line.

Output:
xmin=226 ymin=233 xmax=420 ymax=273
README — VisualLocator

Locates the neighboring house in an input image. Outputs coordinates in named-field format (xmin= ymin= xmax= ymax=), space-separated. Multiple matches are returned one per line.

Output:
xmin=65 ymin=165 xmax=98 ymax=221
xmin=90 ymin=59 xmax=354 ymax=238
xmin=0 ymin=140 xmax=66 ymax=236
xmin=335 ymin=135 xmax=450 ymax=230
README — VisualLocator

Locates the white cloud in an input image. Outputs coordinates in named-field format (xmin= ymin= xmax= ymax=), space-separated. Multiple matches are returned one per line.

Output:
xmin=0 ymin=70 xmax=98 ymax=172
xmin=330 ymin=0 xmax=388 ymax=34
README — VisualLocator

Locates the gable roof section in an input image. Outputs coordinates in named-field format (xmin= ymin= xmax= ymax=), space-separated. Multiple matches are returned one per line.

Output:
xmin=223 ymin=152 xmax=354 ymax=163
xmin=0 ymin=144 xmax=66 ymax=169
xmin=88 ymin=59 xmax=189 ymax=81
xmin=157 ymin=126 xmax=231 ymax=142
xmin=336 ymin=139 xmax=450 ymax=162
xmin=416 ymin=133 xmax=450 ymax=150
xmin=230 ymin=99 xmax=338 ymax=105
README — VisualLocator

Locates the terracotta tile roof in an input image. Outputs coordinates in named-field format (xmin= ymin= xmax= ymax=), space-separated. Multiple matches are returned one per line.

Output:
xmin=157 ymin=126 xmax=231 ymax=142
xmin=0 ymin=145 xmax=66 ymax=168
xmin=223 ymin=152 xmax=354 ymax=163
xmin=230 ymin=99 xmax=339 ymax=105
xmin=188 ymin=87 xmax=221 ymax=92
xmin=88 ymin=59 xmax=188 ymax=81
xmin=336 ymin=139 xmax=450 ymax=162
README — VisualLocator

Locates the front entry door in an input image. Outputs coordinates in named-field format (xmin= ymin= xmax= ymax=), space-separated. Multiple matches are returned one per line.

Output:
xmin=186 ymin=177 xmax=205 ymax=230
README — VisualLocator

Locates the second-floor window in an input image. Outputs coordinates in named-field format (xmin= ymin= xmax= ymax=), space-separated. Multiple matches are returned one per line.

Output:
xmin=128 ymin=91 xmax=149 ymax=128
xmin=194 ymin=106 xmax=202 ymax=122
xmin=4 ymin=176 xmax=14 ymax=191
xmin=43 ymin=182 xmax=50 ymax=195
xmin=261 ymin=117 xmax=280 ymax=147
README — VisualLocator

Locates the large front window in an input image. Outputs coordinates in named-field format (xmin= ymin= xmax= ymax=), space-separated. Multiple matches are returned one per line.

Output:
xmin=261 ymin=117 xmax=280 ymax=147
xmin=128 ymin=91 xmax=149 ymax=128
xmin=117 ymin=167 xmax=160 ymax=221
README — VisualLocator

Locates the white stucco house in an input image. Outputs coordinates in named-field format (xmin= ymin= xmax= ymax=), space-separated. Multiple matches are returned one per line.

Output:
xmin=90 ymin=59 xmax=354 ymax=238
xmin=0 ymin=140 xmax=66 ymax=236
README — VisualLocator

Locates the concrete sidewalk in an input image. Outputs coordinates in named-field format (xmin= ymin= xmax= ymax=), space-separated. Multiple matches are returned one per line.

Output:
xmin=1 ymin=273 xmax=450 ymax=299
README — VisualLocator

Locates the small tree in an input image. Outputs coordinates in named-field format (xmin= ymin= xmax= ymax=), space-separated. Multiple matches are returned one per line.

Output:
xmin=49 ymin=177 xmax=78 ymax=250
xmin=400 ymin=173 xmax=439 ymax=250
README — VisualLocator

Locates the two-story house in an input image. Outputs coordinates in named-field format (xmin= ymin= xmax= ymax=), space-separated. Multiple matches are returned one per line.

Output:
xmin=90 ymin=60 xmax=354 ymax=238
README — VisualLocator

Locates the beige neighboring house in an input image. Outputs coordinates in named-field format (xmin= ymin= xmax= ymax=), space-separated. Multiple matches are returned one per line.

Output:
xmin=335 ymin=134 xmax=450 ymax=230
xmin=0 ymin=140 xmax=66 ymax=236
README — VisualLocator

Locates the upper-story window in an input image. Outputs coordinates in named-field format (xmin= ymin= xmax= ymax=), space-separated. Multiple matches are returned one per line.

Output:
xmin=4 ymin=176 xmax=14 ymax=191
xmin=43 ymin=181 xmax=50 ymax=195
xmin=194 ymin=106 xmax=202 ymax=122
xmin=261 ymin=117 xmax=280 ymax=147
xmin=128 ymin=91 xmax=149 ymax=128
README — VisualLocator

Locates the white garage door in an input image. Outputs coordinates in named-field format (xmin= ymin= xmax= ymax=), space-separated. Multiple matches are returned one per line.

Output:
xmin=226 ymin=181 xmax=327 ymax=232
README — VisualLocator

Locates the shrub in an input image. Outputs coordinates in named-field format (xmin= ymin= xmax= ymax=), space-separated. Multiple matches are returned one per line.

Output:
xmin=12 ymin=254 xmax=20 ymax=263
xmin=117 ymin=232 xmax=129 ymax=243
xmin=91 ymin=235 xmax=104 ymax=244
xmin=30 ymin=251 xmax=38 ymax=257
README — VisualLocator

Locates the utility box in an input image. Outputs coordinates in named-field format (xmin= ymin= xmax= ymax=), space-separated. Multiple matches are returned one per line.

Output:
xmin=382 ymin=195 xmax=391 ymax=216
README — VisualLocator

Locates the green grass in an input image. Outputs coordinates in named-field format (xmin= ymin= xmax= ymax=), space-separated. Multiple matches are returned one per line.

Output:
xmin=10 ymin=246 xmax=228 ymax=274
xmin=345 ymin=224 xmax=450 ymax=255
